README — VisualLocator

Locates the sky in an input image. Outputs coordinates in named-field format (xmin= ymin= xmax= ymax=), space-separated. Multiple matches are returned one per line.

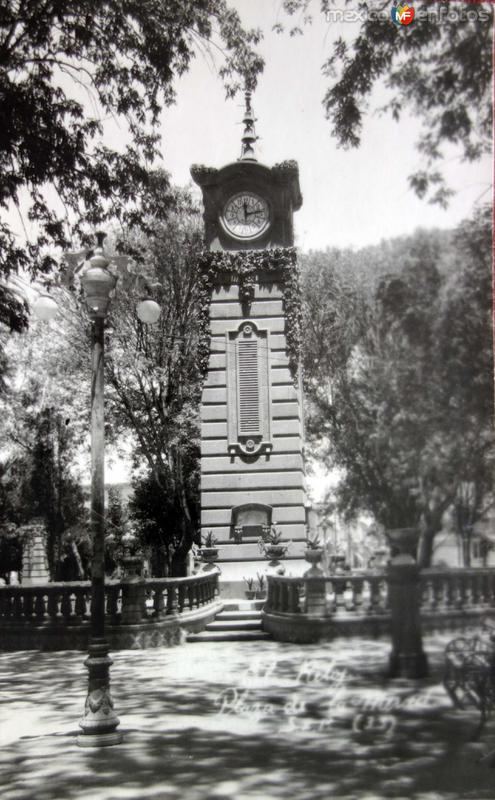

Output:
xmin=105 ymin=0 xmax=492 ymax=496
xmin=159 ymin=0 xmax=492 ymax=252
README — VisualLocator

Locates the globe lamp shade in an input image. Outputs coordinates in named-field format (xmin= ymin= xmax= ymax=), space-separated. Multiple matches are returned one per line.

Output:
xmin=80 ymin=264 xmax=117 ymax=317
xmin=136 ymin=299 xmax=160 ymax=324
xmin=32 ymin=294 xmax=58 ymax=321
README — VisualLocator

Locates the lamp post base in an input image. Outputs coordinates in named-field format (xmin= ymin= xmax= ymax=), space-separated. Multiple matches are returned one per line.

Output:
xmin=77 ymin=730 xmax=124 ymax=748
xmin=77 ymin=640 xmax=122 ymax=748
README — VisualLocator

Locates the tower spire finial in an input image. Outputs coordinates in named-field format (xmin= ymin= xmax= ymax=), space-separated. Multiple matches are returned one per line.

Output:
xmin=239 ymin=86 xmax=257 ymax=161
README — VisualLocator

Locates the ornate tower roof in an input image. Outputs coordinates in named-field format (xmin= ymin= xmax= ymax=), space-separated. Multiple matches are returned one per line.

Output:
xmin=239 ymin=89 xmax=257 ymax=162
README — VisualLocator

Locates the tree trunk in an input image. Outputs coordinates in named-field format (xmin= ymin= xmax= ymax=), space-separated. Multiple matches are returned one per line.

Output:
xmin=417 ymin=528 xmax=436 ymax=568
xmin=71 ymin=540 xmax=85 ymax=579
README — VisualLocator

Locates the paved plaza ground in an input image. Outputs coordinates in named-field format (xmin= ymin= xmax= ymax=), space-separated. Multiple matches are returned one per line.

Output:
xmin=0 ymin=633 xmax=494 ymax=800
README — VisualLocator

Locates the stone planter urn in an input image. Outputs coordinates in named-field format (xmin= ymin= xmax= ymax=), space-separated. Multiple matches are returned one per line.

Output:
xmin=263 ymin=544 xmax=287 ymax=577
xmin=122 ymin=555 xmax=143 ymax=579
xmin=200 ymin=547 xmax=219 ymax=565
xmin=385 ymin=528 xmax=419 ymax=561
xmin=303 ymin=548 xmax=324 ymax=577
xmin=264 ymin=544 xmax=286 ymax=561
xmin=329 ymin=554 xmax=346 ymax=574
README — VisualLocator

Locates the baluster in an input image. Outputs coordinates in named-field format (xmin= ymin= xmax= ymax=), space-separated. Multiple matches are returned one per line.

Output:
xmin=2 ymin=592 xmax=12 ymax=620
xmin=167 ymin=584 xmax=178 ymax=615
xmin=153 ymin=585 xmax=165 ymax=618
xmin=368 ymin=577 xmax=381 ymax=613
xmin=178 ymin=584 xmax=186 ymax=613
xmin=470 ymin=573 xmax=480 ymax=606
xmin=106 ymin=585 xmax=120 ymax=622
xmin=186 ymin=582 xmax=194 ymax=610
xmin=194 ymin=581 xmax=200 ymax=607
xmin=455 ymin=574 xmax=466 ymax=609
xmin=351 ymin=578 xmax=363 ymax=612
xmin=12 ymin=590 xmax=23 ymax=621
xmin=23 ymin=590 xmax=34 ymax=620
xmin=465 ymin=573 xmax=474 ymax=607
xmin=445 ymin=575 xmax=455 ymax=610
xmin=419 ymin=576 xmax=430 ymax=610
xmin=333 ymin=577 xmax=346 ymax=613
xmin=34 ymin=591 xmax=46 ymax=620
xmin=280 ymin=581 xmax=289 ymax=612
xmin=265 ymin=579 xmax=273 ymax=611
xmin=47 ymin=590 xmax=59 ymax=621
xmin=344 ymin=579 xmax=356 ymax=611
xmin=287 ymin=582 xmax=298 ymax=613
xmin=483 ymin=572 xmax=493 ymax=606
xmin=432 ymin=575 xmax=445 ymax=610
xmin=488 ymin=572 xmax=495 ymax=605
xmin=271 ymin=580 xmax=279 ymax=612
xmin=421 ymin=577 xmax=433 ymax=611
xmin=74 ymin=589 xmax=87 ymax=619
xmin=61 ymin=589 xmax=72 ymax=621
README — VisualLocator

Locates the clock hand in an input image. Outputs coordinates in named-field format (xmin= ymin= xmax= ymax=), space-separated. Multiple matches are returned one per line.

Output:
xmin=243 ymin=200 xmax=248 ymax=221
xmin=245 ymin=208 xmax=261 ymax=217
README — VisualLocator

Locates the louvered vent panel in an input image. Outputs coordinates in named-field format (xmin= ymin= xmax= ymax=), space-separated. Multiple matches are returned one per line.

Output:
xmin=237 ymin=339 xmax=260 ymax=435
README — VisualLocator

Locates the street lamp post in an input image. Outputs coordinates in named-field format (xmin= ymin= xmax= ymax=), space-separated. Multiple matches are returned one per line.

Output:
xmin=77 ymin=234 xmax=121 ymax=747
xmin=32 ymin=231 xmax=161 ymax=747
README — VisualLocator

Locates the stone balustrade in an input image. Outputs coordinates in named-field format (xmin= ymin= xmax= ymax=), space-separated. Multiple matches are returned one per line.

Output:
xmin=0 ymin=573 xmax=221 ymax=651
xmin=263 ymin=568 xmax=495 ymax=643
xmin=419 ymin=568 xmax=495 ymax=612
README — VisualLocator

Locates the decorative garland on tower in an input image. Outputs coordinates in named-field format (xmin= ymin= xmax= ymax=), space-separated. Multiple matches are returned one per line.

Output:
xmin=197 ymin=247 xmax=302 ymax=386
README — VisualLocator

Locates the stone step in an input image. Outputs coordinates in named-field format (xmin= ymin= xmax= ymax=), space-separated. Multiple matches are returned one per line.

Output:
xmin=188 ymin=630 xmax=271 ymax=643
xmin=221 ymin=599 xmax=265 ymax=612
xmin=206 ymin=619 xmax=261 ymax=632
xmin=217 ymin=610 xmax=261 ymax=621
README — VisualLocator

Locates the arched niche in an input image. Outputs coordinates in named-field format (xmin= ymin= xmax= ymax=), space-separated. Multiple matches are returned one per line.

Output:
xmin=231 ymin=503 xmax=272 ymax=540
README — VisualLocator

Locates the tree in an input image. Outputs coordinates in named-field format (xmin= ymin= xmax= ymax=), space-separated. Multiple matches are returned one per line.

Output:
xmin=0 ymin=1 xmax=263 ymax=331
xmin=104 ymin=191 xmax=204 ymax=576
xmin=280 ymin=1 xmax=493 ymax=205
xmin=302 ymin=208 xmax=494 ymax=566
xmin=0 ymin=312 xmax=90 ymax=578
xmin=104 ymin=485 xmax=128 ymax=575
xmin=0 ymin=406 xmax=89 ymax=579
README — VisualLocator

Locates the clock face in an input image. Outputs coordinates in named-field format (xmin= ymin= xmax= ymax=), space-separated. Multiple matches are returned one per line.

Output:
xmin=221 ymin=192 xmax=270 ymax=239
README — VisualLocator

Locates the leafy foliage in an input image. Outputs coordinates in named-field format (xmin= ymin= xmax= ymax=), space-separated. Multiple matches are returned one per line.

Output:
xmin=0 ymin=0 xmax=263 ymax=330
xmin=106 ymin=193 xmax=205 ymax=576
xmin=0 ymin=307 xmax=90 ymax=578
xmin=0 ymin=408 xmax=88 ymax=579
xmin=280 ymin=1 xmax=492 ymax=205
xmin=302 ymin=208 xmax=494 ymax=565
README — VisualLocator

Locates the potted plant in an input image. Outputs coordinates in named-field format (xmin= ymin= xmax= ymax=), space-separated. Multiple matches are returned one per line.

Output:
xmin=200 ymin=530 xmax=219 ymax=564
xmin=304 ymin=533 xmax=325 ymax=577
xmin=304 ymin=534 xmax=324 ymax=565
xmin=258 ymin=526 xmax=288 ymax=561
xmin=256 ymin=572 xmax=267 ymax=599
xmin=243 ymin=576 xmax=256 ymax=600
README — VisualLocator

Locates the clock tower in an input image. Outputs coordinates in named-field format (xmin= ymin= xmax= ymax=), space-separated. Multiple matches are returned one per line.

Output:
xmin=191 ymin=92 xmax=307 ymax=594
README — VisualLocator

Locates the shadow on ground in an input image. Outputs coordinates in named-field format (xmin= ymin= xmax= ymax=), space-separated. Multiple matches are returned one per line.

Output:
xmin=0 ymin=636 xmax=493 ymax=799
